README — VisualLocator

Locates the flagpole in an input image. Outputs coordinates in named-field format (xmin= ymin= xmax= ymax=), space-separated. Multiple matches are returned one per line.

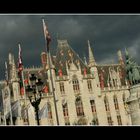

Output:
xmin=47 ymin=46 xmax=59 ymax=125
xmin=21 ymin=68 xmax=27 ymax=106
xmin=42 ymin=19 xmax=59 ymax=125
xmin=18 ymin=44 xmax=29 ymax=125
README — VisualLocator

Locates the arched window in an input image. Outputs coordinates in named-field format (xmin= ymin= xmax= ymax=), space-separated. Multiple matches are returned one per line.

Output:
xmin=59 ymin=82 xmax=65 ymax=94
xmin=107 ymin=115 xmax=113 ymax=125
xmin=113 ymin=95 xmax=119 ymax=110
xmin=62 ymin=103 xmax=69 ymax=117
xmin=90 ymin=100 xmax=96 ymax=113
xmin=75 ymin=97 xmax=84 ymax=117
xmin=47 ymin=103 xmax=52 ymax=119
xmin=62 ymin=102 xmax=70 ymax=125
xmin=104 ymin=96 xmax=110 ymax=111
xmin=87 ymin=80 xmax=92 ymax=91
xmin=72 ymin=76 xmax=80 ymax=92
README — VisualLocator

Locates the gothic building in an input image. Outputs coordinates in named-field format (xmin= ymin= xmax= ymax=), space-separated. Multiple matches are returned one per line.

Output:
xmin=0 ymin=39 xmax=133 ymax=125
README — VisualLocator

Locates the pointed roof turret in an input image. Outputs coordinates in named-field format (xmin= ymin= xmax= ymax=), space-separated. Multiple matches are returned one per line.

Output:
xmin=88 ymin=40 xmax=96 ymax=67
xmin=8 ymin=53 xmax=18 ymax=81
xmin=55 ymin=39 xmax=90 ymax=76
xmin=8 ymin=53 xmax=13 ymax=65
xmin=117 ymin=50 xmax=124 ymax=65
xmin=125 ymin=48 xmax=129 ymax=58
xmin=69 ymin=58 xmax=78 ymax=71
xmin=11 ymin=55 xmax=18 ymax=80
xmin=84 ymin=55 xmax=87 ymax=66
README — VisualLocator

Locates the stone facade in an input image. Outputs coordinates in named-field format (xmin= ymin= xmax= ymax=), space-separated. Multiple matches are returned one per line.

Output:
xmin=0 ymin=40 xmax=132 ymax=126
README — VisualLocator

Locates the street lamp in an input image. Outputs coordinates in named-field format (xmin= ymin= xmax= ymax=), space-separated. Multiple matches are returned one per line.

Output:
xmin=26 ymin=74 xmax=43 ymax=125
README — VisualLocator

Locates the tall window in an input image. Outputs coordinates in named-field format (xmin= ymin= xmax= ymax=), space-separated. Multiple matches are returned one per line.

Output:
xmin=117 ymin=115 xmax=122 ymax=125
xmin=87 ymin=80 xmax=92 ymax=91
xmin=47 ymin=103 xmax=53 ymax=119
xmin=91 ymin=117 xmax=99 ymax=125
xmin=122 ymin=93 xmax=126 ymax=107
xmin=75 ymin=97 xmax=84 ymax=117
xmin=90 ymin=100 xmax=96 ymax=113
xmin=62 ymin=103 xmax=69 ymax=117
xmin=104 ymin=96 xmax=110 ymax=111
xmin=62 ymin=103 xmax=70 ymax=125
xmin=107 ymin=116 xmax=113 ymax=125
xmin=59 ymin=82 xmax=65 ymax=94
xmin=72 ymin=78 xmax=80 ymax=92
xmin=114 ymin=95 xmax=119 ymax=110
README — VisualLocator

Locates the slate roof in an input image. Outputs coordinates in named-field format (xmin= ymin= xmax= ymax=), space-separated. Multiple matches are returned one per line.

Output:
xmin=97 ymin=64 xmax=126 ymax=87
xmin=22 ymin=40 xmax=127 ymax=88
xmin=54 ymin=40 xmax=90 ymax=76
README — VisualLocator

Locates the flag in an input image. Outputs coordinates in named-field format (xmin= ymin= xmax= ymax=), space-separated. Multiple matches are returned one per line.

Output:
xmin=2 ymin=86 xmax=11 ymax=119
xmin=18 ymin=44 xmax=23 ymax=72
xmin=24 ymin=79 xmax=29 ymax=85
xmin=21 ymin=104 xmax=35 ymax=120
xmin=17 ymin=44 xmax=25 ymax=96
xmin=84 ymin=68 xmax=87 ymax=76
xmin=42 ymin=85 xmax=48 ymax=93
xmin=11 ymin=100 xmax=21 ymax=117
xmin=20 ymin=87 xmax=24 ymax=95
xmin=39 ymin=103 xmax=48 ymax=119
xmin=42 ymin=19 xmax=51 ymax=52
xmin=58 ymin=69 xmax=63 ymax=77
xmin=21 ymin=105 xmax=28 ymax=120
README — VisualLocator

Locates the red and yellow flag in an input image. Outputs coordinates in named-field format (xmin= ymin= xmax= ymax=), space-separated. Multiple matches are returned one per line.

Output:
xmin=42 ymin=19 xmax=51 ymax=52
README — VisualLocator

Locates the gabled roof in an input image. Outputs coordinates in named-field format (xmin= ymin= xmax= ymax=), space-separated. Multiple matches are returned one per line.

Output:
xmin=54 ymin=40 xmax=90 ymax=76
xmin=97 ymin=64 xmax=126 ymax=87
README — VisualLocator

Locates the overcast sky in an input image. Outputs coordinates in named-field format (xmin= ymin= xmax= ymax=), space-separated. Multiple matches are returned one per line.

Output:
xmin=0 ymin=14 xmax=140 ymax=80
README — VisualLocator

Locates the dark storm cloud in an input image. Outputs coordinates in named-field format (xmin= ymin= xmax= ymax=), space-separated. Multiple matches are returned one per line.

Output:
xmin=0 ymin=14 xmax=140 ymax=79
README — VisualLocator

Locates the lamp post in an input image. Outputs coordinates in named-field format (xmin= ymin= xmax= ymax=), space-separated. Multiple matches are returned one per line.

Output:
xmin=26 ymin=74 xmax=43 ymax=125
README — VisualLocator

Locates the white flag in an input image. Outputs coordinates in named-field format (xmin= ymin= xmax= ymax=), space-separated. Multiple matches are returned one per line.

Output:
xmin=2 ymin=86 xmax=11 ymax=119
xmin=11 ymin=100 xmax=21 ymax=117
xmin=42 ymin=19 xmax=51 ymax=51
xmin=39 ymin=103 xmax=48 ymax=119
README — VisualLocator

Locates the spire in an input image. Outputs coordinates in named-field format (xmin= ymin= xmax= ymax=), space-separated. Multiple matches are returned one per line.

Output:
xmin=125 ymin=48 xmax=129 ymax=57
xmin=8 ymin=53 xmax=12 ymax=65
xmin=83 ymin=55 xmax=87 ymax=66
xmin=8 ymin=53 xmax=18 ymax=81
xmin=66 ymin=61 xmax=69 ymax=74
xmin=117 ymin=50 xmax=124 ymax=65
xmin=88 ymin=40 xmax=96 ymax=67
xmin=11 ymin=55 xmax=18 ymax=80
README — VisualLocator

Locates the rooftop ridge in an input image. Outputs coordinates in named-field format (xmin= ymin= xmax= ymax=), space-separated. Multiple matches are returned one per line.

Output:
xmin=97 ymin=64 xmax=121 ymax=67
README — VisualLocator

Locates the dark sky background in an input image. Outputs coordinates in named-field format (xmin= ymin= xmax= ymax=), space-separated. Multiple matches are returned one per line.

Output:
xmin=0 ymin=14 xmax=140 ymax=80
